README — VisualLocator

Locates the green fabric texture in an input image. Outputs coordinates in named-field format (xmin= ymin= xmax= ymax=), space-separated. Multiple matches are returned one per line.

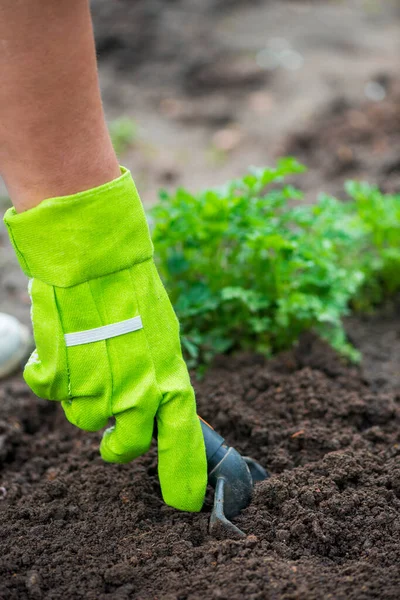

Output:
xmin=3 ymin=168 xmax=207 ymax=512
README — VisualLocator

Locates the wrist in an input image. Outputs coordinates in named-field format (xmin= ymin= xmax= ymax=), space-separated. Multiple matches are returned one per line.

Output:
xmin=3 ymin=142 xmax=120 ymax=213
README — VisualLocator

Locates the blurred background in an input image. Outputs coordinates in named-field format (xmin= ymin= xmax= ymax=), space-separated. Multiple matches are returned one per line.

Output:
xmin=1 ymin=0 xmax=399 ymax=323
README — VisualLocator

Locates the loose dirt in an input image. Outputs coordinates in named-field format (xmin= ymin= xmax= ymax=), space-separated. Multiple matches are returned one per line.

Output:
xmin=93 ymin=0 xmax=400 ymax=201
xmin=280 ymin=79 xmax=400 ymax=197
xmin=1 ymin=2 xmax=400 ymax=598
xmin=1 ymin=300 xmax=399 ymax=599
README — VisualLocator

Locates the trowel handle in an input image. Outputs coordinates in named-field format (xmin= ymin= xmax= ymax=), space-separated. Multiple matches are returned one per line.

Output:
xmin=198 ymin=416 xmax=228 ymax=472
xmin=198 ymin=416 xmax=269 ymax=484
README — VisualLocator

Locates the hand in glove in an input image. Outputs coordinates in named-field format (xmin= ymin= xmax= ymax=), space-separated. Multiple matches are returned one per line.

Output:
xmin=4 ymin=168 xmax=207 ymax=512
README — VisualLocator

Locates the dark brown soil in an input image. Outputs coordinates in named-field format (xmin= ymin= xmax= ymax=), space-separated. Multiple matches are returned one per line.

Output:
xmin=1 ymin=3 xmax=400 ymax=598
xmin=91 ymin=0 xmax=267 ymax=90
xmin=1 ymin=300 xmax=399 ymax=599
xmin=90 ymin=0 xmax=400 ymax=207
xmin=280 ymin=79 xmax=400 ymax=197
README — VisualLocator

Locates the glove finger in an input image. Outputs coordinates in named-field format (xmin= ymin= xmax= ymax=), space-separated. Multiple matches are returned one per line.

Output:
xmin=62 ymin=395 xmax=109 ymax=432
xmin=100 ymin=405 xmax=156 ymax=464
xmin=156 ymin=391 xmax=207 ymax=512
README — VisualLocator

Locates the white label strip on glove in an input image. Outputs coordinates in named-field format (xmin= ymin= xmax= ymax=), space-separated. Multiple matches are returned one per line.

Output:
xmin=64 ymin=316 xmax=143 ymax=347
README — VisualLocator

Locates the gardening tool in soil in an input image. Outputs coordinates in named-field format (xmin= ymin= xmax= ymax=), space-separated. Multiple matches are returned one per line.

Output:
xmin=199 ymin=417 xmax=268 ymax=537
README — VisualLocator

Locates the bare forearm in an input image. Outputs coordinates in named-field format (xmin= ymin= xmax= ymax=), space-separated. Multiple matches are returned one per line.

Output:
xmin=0 ymin=0 xmax=120 ymax=211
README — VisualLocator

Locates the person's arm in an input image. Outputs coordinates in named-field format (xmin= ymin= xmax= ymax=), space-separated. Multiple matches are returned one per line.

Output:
xmin=1 ymin=0 xmax=207 ymax=512
xmin=0 ymin=0 xmax=120 ymax=211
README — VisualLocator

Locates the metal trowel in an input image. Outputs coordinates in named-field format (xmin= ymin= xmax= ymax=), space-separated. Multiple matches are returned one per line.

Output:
xmin=199 ymin=417 xmax=268 ymax=537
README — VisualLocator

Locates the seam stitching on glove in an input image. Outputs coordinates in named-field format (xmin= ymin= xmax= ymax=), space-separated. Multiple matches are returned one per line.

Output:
xmin=53 ymin=286 xmax=73 ymax=400
xmin=128 ymin=266 xmax=164 ymax=403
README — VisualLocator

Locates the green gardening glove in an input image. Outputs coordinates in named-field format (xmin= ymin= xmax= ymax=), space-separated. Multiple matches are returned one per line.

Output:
xmin=3 ymin=168 xmax=207 ymax=512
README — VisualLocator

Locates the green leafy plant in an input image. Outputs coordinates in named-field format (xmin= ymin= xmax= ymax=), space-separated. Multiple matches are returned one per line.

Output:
xmin=109 ymin=117 xmax=138 ymax=157
xmin=150 ymin=159 xmax=400 ymax=369
xmin=346 ymin=181 xmax=400 ymax=308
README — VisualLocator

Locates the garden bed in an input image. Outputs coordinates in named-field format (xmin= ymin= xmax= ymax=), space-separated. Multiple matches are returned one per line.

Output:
xmin=1 ymin=301 xmax=399 ymax=599
xmin=1 ymin=3 xmax=399 ymax=597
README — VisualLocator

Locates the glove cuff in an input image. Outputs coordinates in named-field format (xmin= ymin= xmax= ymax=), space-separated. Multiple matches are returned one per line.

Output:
xmin=3 ymin=167 xmax=153 ymax=287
